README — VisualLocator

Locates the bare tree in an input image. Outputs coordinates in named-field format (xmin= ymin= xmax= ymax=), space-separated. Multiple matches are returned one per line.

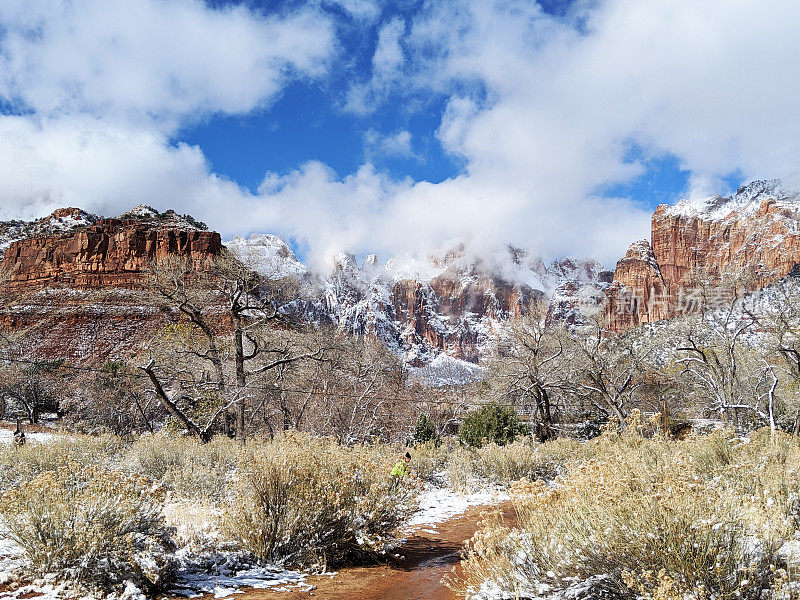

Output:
xmin=0 ymin=360 xmax=64 ymax=424
xmin=748 ymin=275 xmax=800 ymax=434
xmin=311 ymin=335 xmax=410 ymax=444
xmin=485 ymin=301 xmax=572 ymax=440
xmin=144 ymin=251 xmax=329 ymax=442
xmin=673 ymin=271 xmax=774 ymax=427
xmin=572 ymin=321 xmax=653 ymax=428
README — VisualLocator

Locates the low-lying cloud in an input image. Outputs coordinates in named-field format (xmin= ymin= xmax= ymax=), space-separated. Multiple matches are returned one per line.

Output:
xmin=1 ymin=0 xmax=800 ymax=270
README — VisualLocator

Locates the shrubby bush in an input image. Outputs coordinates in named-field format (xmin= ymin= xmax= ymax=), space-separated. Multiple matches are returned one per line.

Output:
xmin=124 ymin=432 xmax=238 ymax=501
xmin=0 ymin=434 xmax=127 ymax=488
xmin=450 ymin=425 xmax=800 ymax=599
xmin=411 ymin=439 xmax=460 ymax=483
xmin=446 ymin=439 xmax=579 ymax=491
xmin=223 ymin=433 xmax=416 ymax=569
xmin=458 ymin=403 xmax=528 ymax=448
xmin=0 ymin=464 xmax=175 ymax=594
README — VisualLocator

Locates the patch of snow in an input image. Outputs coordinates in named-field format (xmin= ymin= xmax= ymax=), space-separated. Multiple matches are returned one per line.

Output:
xmin=405 ymin=483 xmax=509 ymax=529
xmin=0 ymin=429 xmax=54 ymax=445
xmin=171 ymin=551 xmax=310 ymax=598
xmin=125 ymin=205 xmax=159 ymax=219
xmin=224 ymin=234 xmax=308 ymax=279
xmin=662 ymin=178 xmax=800 ymax=221
xmin=409 ymin=354 xmax=484 ymax=386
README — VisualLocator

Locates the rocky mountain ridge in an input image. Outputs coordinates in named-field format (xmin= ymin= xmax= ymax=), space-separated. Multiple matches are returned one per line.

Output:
xmin=606 ymin=178 xmax=800 ymax=330
xmin=226 ymin=234 xmax=610 ymax=365
xmin=0 ymin=207 xmax=220 ymax=290
xmin=5 ymin=176 xmax=800 ymax=368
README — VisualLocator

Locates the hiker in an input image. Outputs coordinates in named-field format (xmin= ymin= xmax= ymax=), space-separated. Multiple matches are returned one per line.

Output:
xmin=12 ymin=418 xmax=25 ymax=448
xmin=390 ymin=451 xmax=412 ymax=489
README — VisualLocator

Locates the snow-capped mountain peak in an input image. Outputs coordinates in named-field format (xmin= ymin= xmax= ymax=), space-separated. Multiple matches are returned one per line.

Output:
xmin=663 ymin=178 xmax=800 ymax=221
xmin=224 ymin=233 xmax=308 ymax=279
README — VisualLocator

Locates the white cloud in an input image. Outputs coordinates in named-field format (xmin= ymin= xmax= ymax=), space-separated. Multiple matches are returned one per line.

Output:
xmin=0 ymin=0 xmax=335 ymax=125
xmin=364 ymin=129 xmax=417 ymax=159
xmin=4 ymin=0 xmax=800 ymax=271
xmin=0 ymin=115 xmax=250 ymax=222
xmin=317 ymin=0 xmax=800 ymax=265
xmin=345 ymin=16 xmax=406 ymax=114
xmin=323 ymin=0 xmax=381 ymax=22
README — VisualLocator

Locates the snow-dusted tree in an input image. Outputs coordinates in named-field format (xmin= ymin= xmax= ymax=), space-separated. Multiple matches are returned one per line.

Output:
xmin=751 ymin=275 xmax=800 ymax=434
xmin=312 ymin=334 xmax=410 ymax=444
xmin=673 ymin=272 xmax=777 ymax=428
xmin=485 ymin=300 xmax=573 ymax=440
xmin=0 ymin=359 xmax=64 ymax=424
xmin=143 ymin=250 xmax=329 ymax=442
xmin=571 ymin=320 xmax=654 ymax=428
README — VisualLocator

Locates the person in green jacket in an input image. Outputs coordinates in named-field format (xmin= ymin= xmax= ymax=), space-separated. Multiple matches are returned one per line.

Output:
xmin=390 ymin=452 xmax=412 ymax=489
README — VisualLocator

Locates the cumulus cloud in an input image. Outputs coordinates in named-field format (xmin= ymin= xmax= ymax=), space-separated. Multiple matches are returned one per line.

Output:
xmin=0 ymin=115 xmax=250 ymax=221
xmin=345 ymin=16 xmax=406 ymax=114
xmin=323 ymin=0 xmax=381 ymax=22
xmin=364 ymin=129 xmax=417 ymax=160
xmin=3 ymin=0 xmax=800 ymax=270
xmin=260 ymin=0 xmax=800 ymax=266
xmin=0 ymin=0 xmax=334 ymax=124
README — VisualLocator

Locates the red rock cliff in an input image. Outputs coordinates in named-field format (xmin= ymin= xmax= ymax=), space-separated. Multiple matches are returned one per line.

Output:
xmin=2 ymin=218 xmax=221 ymax=289
xmin=606 ymin=180 xmax=800 ymax=331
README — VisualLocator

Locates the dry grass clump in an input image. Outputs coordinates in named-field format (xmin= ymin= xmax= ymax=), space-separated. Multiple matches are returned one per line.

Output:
xmin=410 ymin=440 xmax=454 ymax=483
xmin=124 ymin=433 xmax=238 ymax=500
xmin=0 ymin=464 xmax=175 ymax=594
xmin=223 ymin=432 xmax=415 ymax=570
xmin=446 ymin=438 xmax=581 ymax=491
xmin=0 ymin=434 xmax=127 ymax=488
xmin=451 ymin=423 xmax=800 ymax=599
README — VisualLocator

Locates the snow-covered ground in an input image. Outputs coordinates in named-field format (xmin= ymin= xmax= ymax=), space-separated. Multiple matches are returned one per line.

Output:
xmin=405 ymin=481 xmax=510 ymax=530
xmin=0 ymin=429 xmax=54 ymax=445
xmin=171 ymin=553 xmax=310 ymax=598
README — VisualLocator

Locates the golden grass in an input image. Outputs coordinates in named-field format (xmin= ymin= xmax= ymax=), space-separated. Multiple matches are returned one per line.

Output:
xmin=450 ymin=419 xmax=800 ymax=599
xmin=223 ymin=432 xmax=416 ymax=569
xmin=0 ymin=464 xmax=175 ymax=594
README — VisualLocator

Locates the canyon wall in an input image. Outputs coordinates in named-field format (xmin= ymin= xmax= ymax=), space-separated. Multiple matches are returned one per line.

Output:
xmin=606 ymin=180 xmax=800 ymax=331
xmin=2 ymin=217 xmax=221 ymax=289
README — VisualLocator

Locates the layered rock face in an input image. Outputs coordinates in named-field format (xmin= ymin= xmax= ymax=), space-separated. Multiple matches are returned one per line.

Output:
xmin=2 ymin=212 xmax=221 ymax=289
xmin=228 ymin=235 xmax=606 ymax=365
xmin=606 ymin=179 xmax=800 ymax=330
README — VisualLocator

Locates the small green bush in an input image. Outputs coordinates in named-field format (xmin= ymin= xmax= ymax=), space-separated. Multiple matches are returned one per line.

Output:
xmin=414 ymin=414 xmax=438 ymax=445
xmin=458 ymin=403 xmax=529 ymax=448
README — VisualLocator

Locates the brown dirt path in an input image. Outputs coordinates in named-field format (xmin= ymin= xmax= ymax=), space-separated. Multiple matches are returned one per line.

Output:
xmin=241 ymin=501 xmax=515 ymax=600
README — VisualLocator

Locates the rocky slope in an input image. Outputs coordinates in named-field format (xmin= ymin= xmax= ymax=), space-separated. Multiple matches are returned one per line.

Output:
xmin=9 ymin=176 xmax=796 ymax=368
xmin=1 ymin=206 xmax=220 ymax=289
xmin=606 ymin=179 xmax=800 ymax=330
xmin=226 ymin=234 xmax=610 ymax=365
xmin=0 ymin=206 xmax=222 ymax=365
xmin=0 ymin=210 xmax=607 ymax=369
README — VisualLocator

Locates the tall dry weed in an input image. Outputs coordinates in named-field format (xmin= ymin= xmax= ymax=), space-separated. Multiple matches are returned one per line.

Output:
xmin=223 ymin=432 xmax=415 ymax=569
xmin=0 ymin=464 xmax=175 ymax=594
xmin=452 ymin=423 xmax=800 ymax=599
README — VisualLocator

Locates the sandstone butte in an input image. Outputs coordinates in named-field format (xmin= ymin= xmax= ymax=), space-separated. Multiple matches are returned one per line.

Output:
xmin=605 ymin=186 xmax=800 ymax=332
xmin=1 ymin=216 xmax=222 ymax=289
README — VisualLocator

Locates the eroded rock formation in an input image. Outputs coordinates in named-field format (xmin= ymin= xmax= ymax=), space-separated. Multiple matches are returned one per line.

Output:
xmin=2 ymin=218 xmax=221 ymax=289
xmin=606 ymin=179 xmax=800 ymax=330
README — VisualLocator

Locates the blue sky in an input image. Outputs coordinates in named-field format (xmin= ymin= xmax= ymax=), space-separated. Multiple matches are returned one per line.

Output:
xmin=0 ymin=0 xmax=798 ymax=268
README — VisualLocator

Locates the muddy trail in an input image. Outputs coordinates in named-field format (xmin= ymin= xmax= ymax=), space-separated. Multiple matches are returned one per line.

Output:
xmin=244 ymin=501 xmax=515 ymax=600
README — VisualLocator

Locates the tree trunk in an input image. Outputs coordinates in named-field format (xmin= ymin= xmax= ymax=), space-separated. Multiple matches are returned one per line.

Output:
xmin=233 ymin=314 xmax=247 ymax=444
xmin=140 ymin=362 xmax=210 ymax=442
